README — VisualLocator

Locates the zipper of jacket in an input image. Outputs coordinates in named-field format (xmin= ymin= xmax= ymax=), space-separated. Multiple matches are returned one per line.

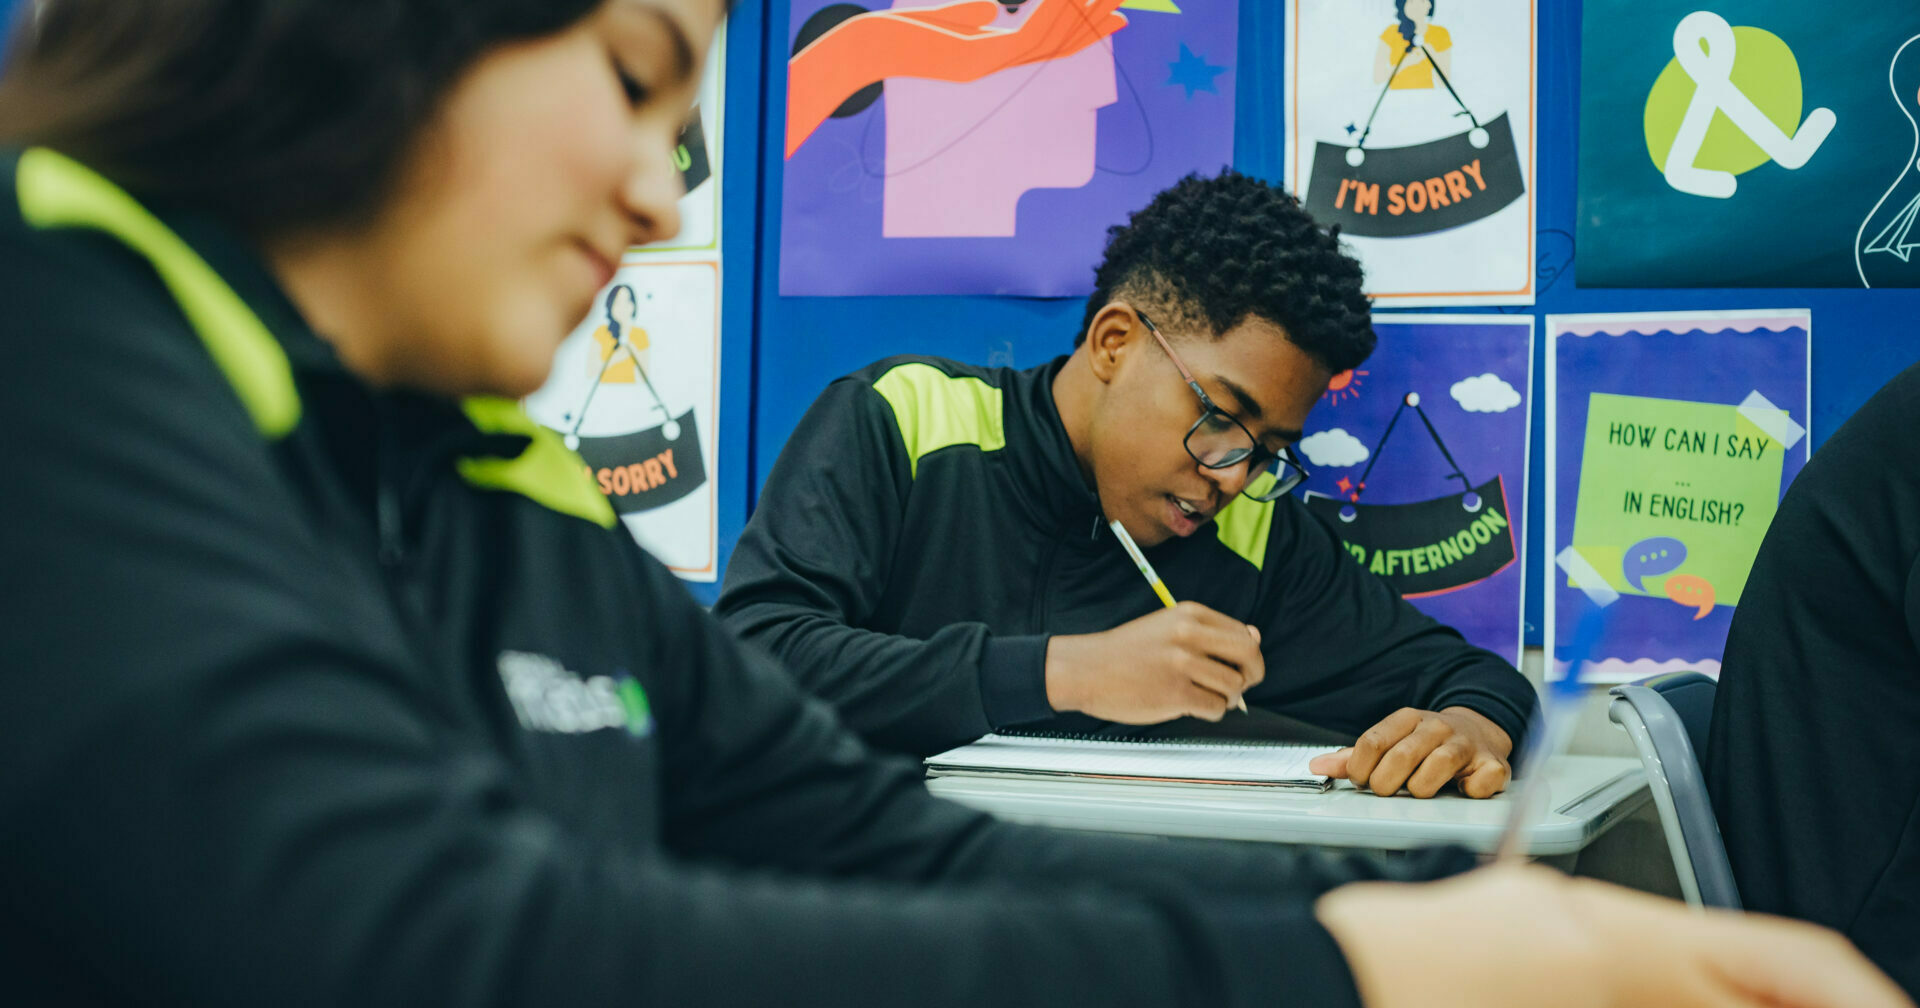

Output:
xmin=1027 ymin=535 xmax=1060 ymax=630
xmin=367 ymin=396 xmax=486 ymax=735
xmin=374 ymin=398 xmax=408 ymax=572
xmin=1028 ymin=515 xmax=1105 ymax=630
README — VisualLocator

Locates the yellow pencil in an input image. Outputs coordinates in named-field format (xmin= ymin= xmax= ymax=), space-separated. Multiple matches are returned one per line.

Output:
xmin=1108 ymin=519 xmax=1248 ymax=713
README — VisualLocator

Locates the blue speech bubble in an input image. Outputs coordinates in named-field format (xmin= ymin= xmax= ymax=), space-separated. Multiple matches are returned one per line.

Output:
xmin=1622 ymin=536 xmax=1688 ymax=592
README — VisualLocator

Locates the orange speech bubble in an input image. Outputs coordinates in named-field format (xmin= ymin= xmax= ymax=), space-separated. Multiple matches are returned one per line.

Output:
xmin=1664 ymin=574 xmax=1716 ymax=620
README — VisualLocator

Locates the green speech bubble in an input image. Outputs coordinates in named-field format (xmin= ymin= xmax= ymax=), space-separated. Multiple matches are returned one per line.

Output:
xmin=1570 ymin=392 xmax=1788 ymax=608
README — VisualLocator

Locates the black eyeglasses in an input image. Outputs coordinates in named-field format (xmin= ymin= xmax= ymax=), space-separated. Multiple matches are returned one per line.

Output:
xmin=1137 ymin=310 xmax=1311 ymax=503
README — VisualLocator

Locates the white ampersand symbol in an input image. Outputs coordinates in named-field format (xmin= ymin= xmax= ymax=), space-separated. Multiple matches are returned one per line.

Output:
xmin=1663 ymin=11 xmax=1836 ymax=199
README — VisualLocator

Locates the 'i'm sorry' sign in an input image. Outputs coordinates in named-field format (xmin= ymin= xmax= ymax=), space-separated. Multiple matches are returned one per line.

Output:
xmin=1286 ymin=0 xmax=1537 ymax=306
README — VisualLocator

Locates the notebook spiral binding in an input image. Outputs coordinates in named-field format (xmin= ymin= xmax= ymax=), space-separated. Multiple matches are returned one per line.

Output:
xmin=993 ymin=729 xmax=1311 ymax=749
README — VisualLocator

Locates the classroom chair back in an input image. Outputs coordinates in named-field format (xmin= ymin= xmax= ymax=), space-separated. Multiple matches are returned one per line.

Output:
xmin=1608 ymin=672 xmax=1742 ymax=910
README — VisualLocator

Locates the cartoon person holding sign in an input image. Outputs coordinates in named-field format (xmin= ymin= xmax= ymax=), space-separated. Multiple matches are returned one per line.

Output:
xmin=591 ymin=283 xmax=651 ymax=382
xmin=1373 ymin=0 xmax=1452 ymax=92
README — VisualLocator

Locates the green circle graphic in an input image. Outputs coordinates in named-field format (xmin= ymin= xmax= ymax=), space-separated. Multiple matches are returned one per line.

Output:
xmin=1644 ymin=25 xmax=1806 ymax=176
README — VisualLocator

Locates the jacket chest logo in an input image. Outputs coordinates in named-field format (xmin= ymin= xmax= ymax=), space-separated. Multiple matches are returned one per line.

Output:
xmin=496 ymin=651 xmax=653 ymax=738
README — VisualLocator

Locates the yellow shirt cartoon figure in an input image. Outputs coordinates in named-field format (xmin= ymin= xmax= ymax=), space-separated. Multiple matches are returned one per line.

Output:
xmin=591 ymin=283 xmax=651 ymax=383
xmin=592 ymin=323 xmax=650 ymax=383
xmin=1374 ymin=0 xmax=1453 ymax=91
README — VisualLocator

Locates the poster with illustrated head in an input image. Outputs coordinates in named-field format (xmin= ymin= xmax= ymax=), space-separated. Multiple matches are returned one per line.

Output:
xmin=1285 ymin=0 xmax=1537 ymax=306
xmin=780 ymin=0 xmax=1238 ymax=297
xmin=526 ymin=261 xmax=723 ymax=581
xmin=1294 ymin=316 xmax=1532 ymax=667
xmin=1579 ymin=4 xmax=1920 ymax=288
xmin=1547 ymin=312 xmax=1811 ymax=681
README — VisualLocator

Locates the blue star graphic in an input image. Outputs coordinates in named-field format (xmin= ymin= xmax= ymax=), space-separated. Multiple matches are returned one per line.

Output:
xmin=1165 ymin=43 xmax=1225 ymax=99
xmin=1345 ymin=123 xmax=1358 ymax=136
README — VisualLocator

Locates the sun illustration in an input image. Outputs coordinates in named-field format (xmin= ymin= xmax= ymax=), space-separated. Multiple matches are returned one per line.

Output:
xmin=1322 ymin=369 xmax=1367 ymax=405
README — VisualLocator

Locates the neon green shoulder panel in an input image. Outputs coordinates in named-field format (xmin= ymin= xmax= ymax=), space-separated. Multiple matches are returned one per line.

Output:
xmin=1214 ymin=494 xmax=1275 ymax=571
xmin=13 ymin=151 xmax=607 ymax=529
xmin=871 ymin=362 xmax=1007 ymax=477
xmin=15 ymin=147 xmax=300 ymax=439
xmin=458 ymin=398 xmax=616 ymax=529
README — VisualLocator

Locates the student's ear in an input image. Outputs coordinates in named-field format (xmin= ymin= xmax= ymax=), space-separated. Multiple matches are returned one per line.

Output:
xmin=1083 ymin=302 xmax=1142 ymax=385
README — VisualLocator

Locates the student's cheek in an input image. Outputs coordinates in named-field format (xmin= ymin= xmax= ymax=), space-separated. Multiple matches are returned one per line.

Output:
xmin=494 ymin=248 xmax=591 ymax=398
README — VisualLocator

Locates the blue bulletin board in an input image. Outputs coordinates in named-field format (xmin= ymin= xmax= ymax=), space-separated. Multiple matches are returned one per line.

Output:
xmin=742 ymin=0 xmax=1920 ymax=641
xmin=1 ymin=4 xmax=1909 ymax=626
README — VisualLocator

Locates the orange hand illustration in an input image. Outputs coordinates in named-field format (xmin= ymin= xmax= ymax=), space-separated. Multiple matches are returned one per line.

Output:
xmin=786 ymin=0 xmax=1129 ymax=157
xmin=890 ymin=0 xmax=1007 ymax=33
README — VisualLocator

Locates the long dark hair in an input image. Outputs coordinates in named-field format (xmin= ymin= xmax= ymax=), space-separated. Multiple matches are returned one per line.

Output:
xmin=0 ymin=0 xmax=601 ymax=238
xmin=1394 ymin=0 xmax=1434 ymax=46
xmin=604 ymin=284 xmax=637 ymax=342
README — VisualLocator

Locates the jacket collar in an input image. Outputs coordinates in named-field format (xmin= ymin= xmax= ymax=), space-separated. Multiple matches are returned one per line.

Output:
xmin=165 ymin=214 xmax=355 ymax=380
xmin=16 ymin=148 xmax=610 ymax=527
xmin=1007 ymin=355 xmax=1106 ymax=532
xmin=176 ymin=219 xmax=613 ymax=528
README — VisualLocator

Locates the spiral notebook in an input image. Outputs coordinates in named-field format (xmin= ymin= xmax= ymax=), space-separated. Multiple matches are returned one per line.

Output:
xmin=924 ymin=733 xmax=1334 ymax=791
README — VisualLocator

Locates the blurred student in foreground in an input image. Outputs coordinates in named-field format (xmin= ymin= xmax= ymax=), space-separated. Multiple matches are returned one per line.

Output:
xmin=0 ymin=1 xmax=1905 ymax=1006
xmin=1711 ymin=362 xmax=1920 ymax=999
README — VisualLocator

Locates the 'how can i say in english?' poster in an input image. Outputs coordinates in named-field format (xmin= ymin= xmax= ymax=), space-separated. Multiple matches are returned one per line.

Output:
xmin=1547 ymin=311 xmax=1810 ymax=681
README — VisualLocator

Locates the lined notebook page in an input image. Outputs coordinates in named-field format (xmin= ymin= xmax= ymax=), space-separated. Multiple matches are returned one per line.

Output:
xmin=925 ymin=734 xmax=1330 ymax=788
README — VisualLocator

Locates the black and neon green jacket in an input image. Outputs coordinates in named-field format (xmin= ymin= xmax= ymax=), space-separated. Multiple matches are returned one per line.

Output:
xmin=0 ymin=149 xmax=1476 ymax=1005
xmin=1709 ymin=363 xmax=1920 ymax=998
xmin=718 ymin=356 xmax=1537 ymax=757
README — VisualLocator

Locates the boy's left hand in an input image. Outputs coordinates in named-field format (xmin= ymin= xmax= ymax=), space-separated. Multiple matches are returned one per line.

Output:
xmin=1309 ymin=706 xmax=1512 ymax=798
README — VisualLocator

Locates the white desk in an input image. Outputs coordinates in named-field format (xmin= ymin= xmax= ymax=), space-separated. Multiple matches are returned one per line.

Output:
xmin=927 ymin=754 xmax=1649 ymax=857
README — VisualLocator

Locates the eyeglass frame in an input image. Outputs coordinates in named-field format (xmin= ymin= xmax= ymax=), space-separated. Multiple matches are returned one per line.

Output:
xmin=1134 ymin=309 xmax=1312 ymax=503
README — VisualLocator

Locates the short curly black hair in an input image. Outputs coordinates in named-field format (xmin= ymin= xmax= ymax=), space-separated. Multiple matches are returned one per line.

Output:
xmin=1078 ymin=169 xmax=1375 ymax=374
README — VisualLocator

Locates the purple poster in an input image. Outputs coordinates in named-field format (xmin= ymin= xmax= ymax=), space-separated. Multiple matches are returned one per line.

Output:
xmin=1547 ymin=312 xmax=1812 ymax=681
xmin=1294 ymin=316 xmax=1533 ymax=667
xmin=780 ymin=0 xmax=1239 ymax=297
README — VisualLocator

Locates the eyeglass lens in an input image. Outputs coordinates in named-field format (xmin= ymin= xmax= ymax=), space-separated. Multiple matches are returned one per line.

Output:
xmin=1185 ymin=410 xmax=1257 ymax=467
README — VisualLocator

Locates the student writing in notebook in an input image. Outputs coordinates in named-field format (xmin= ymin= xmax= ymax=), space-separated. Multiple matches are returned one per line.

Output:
xmin=718 ymin=171 xmax=1533 ymax=797
xmin=0 ymin=2 xmax=1910 ymax=1005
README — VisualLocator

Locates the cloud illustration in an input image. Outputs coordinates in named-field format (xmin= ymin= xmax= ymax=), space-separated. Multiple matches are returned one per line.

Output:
xmin=1297 ymin=428 xmax=1369 ymax=468
xmin=1451 ymin=373 xmax=1521 ymax=413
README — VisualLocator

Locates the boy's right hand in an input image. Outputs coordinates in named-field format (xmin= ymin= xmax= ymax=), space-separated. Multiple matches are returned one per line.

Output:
xmin=1043 ymin=601 xmax=1264 ymax=723
xmin=1316 ymin=865 xmax=1914 ymax=1008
